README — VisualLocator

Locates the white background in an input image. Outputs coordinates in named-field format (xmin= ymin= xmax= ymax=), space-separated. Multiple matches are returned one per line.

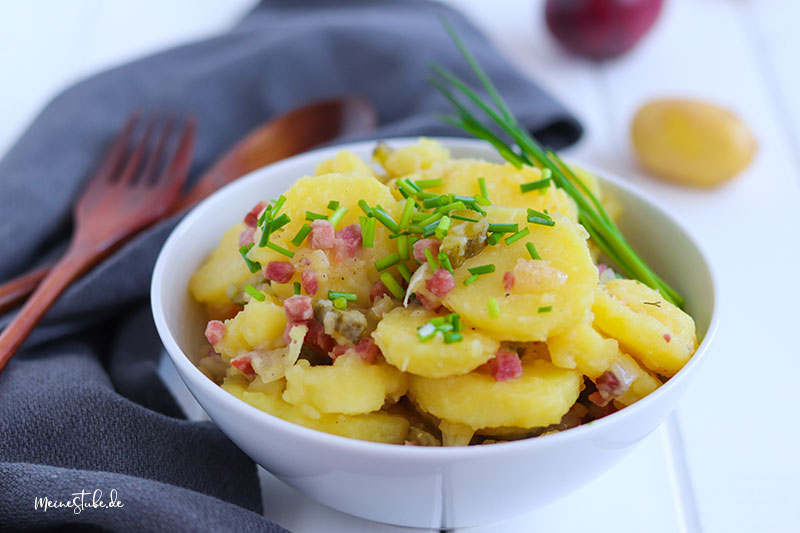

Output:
xmin=2 ymin=1 xmax=799 ymax=532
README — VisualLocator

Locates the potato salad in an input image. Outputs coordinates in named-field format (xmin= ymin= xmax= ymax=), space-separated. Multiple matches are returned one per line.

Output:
xmin=189 ymin=139 xmax=697 ymax=446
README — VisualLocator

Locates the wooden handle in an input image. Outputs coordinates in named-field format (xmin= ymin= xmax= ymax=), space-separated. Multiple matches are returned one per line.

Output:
xmin=0 ymin=251 xmax=90 ymax=372
xmin=0 ymin=264 xmax=52 ymax=315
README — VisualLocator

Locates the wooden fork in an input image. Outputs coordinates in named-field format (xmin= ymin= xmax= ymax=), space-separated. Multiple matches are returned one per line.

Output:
xmin=0 ymin=114 xmax=195 ymax=372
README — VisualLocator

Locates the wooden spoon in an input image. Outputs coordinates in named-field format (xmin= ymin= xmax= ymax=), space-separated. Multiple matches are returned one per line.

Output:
xmin=0 ymin=97 xmax=377 ymax=316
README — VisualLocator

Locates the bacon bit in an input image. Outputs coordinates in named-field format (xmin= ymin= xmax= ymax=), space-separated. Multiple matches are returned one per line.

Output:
xmin=663 ymin=333 xmax=672 ymax=343
xmin=329 ymin=338 xmax=379 ymax=364
xmin=369 ymin=280 xmax=391 ymax=303
xmin=590 ymin=368 xmax=633 ymax=406
xmin=415 ymin=291 xmax=441 ymax=311
xmin=301 ymin=270 xmax=319 ymax=296
xmin=332 ymin=224 xmax=363 ymax=263
xmin=306 ymin=319 xmax=336 ymax=352
xmin=588 ymin=391 xmax=610 ymax=407
xmin=264 ymin=261 xmax=295 ymax=283
xmin=413 ymin=238 xmax=441 ymax=263
xmin=597 ymin=264 xmax=608 ymax=274
xmin=486 ymin=349 xmax=523 ymax=382
xmin=204 ymin=320 xmax=225 ymax=345
xmin=425 ymin=269 xmax=456 ymax=298
xmin=503 ymin=271 xmax=515 ymax=292
xmin=284 ymin=295 xmax=313 ymax=321
xmin=230 ymin=355 xmax=255 ymax=377
xmin=238 ymin=226 xmax=256 ymax=246
xmin=310 ymin=219 xmax=335 ymax=249
xmin=299 ymin=257 xmax=312 ymax=267
xmin=244 ymin=201 xmax=269 ymax=227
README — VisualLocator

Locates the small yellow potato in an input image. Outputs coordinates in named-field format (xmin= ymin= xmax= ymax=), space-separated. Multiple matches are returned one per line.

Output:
xmin=315 ymin=150 xmax=376 ymax=177
xmin=443 ymin=208 xmax=597 ymax=342
xmin=214 ymin=297 xmax=287 ymax=361
xmin=373 ymin=137 xmax=450 ymax=177
xmin=189 ymin=223 xmax=252 ymax=306
xmin=372 ymin=307 xmax=499 ymax=378
xmin=593 ymin=279 xmax=696 ymax=377
xmin=223 ymin=373 xmax=409 ymax=444
xmin=632 ymin=99 xmax=756 ymax=187
xmin=409 ymin=359 xmax=581 ymax=430
xmin=283 ymin=354 xmax=408 ymax=414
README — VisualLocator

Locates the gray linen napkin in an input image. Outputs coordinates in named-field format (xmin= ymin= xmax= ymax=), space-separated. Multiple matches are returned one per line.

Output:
xmin=0 ymin=0 xmax=581 ymax=531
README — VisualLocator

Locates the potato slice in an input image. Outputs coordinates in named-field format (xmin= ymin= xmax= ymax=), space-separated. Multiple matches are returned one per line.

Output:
xmin=443 ymin=208 xmax=597 ymax=342
xmin=223 ymin=373 xmax=409 ymax=444
xmin=592 ymin=279 xmax=696 ymax=376
xmin=283 ymin=354 xmax=408 ymax=414
xmin=214 ymin=297 xmax=287 ymax=361
xmin=189 ymin=223 xmax=252 ymax=306
xmin=548 ymin=318 xmax=661 ymax=404
xmin=372 ymin=307 xmax=499 ymax=378
xmin=314 ymin=150 xmax=376 ymax=177
xmin=374 ymin=137 xmax=450 ymax=177
xmin=409 ymin=359 xmax=581 ymax=430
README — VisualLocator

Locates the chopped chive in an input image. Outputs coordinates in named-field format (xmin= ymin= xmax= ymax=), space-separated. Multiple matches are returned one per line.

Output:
xmin=327 ymin=200 xmax=340 ymax=211
xmin=333 ymin=297 xmax=347 ymax=310
xmin=417 ymin=322 xmax=437 ymax=342
xmin=450 ymin=214 xmax=479 ymax=223
xmin=291 ymin=223 xmax=312 ymax=247
xmin=358 ymin=199 xmax=373 ymax=217
xmin=397 ymin=235 xmax=410 ymax=260
xmin=444 ymin=331 xmax=463 ymax=344
xmin=305 ymin=211 xmax=327 ymax=221
xmin=452 ymin=195 xmax=476 ymax=203
xmin=487 ymin=232 xmax=503 ymax=245
xmin=526 ymin=242 xmax=541 ymax=260
xmin=375 ymin=253 xmax=400 ymax=271
xmin=528 ymin=215 xmax=556 ymax=227
xmin=431 ymin=316 xmax=447 ymax=327
xmin=435 ymin=216 xmax=451 ymax=240
xmin=478 ymin=177 xmax=489 ymax=200
xmin=538 ymin=306 xmax=552 ymax=313
xmin=468 ymin=264 xmax=496 ymax=275
xmin=527 ymin=208 xmax=553 ymax=220
xmin=449 ymin=313 xmax=462 ymax=332
xmin=488 ymin=298 xmax=500 ymax=319
xmin=423 ymin=195 xmax=449 ymax=209
xmin=411 ymin=211 xmax=430 ymax=222
xmin=414 ymin=178 xmax=443 ymax=189
xmin=542 ymin=168 xmax=552 ymax=180
xmin=258 ymin=219 xmax=272 ymax=247
xmin=437 ymin=323 xmax=454 ymax=333
xmin=424 ymin=247 xmax=440 ymax=270
xmin=408 ymin=224 xmax=423 ymax=234
xmin=504 ymin=227 xmax=530 ymax=245
xmin=238 ymin=244 xmax=262 ymax=273
xmin=422 ymin=220 xmax=440 ymax=237
xmin=257 ymin=204 xmax=270 ymax=227
xmin=266 ymin=241 xmax=295 ymax=258
xmin=416 ymin=191 xmax=440 ymax=200
xmin=397 ymin=263 xmax=412 ymax=283
xmin=380 ymin=272 xmax=405 ymax=300
xmin=270 ymin=213 xmax=290 ymax=232
xmin=372 ymin=208 xmax=401 ymax=234
xmin=328 ymin=206 xmax=349 ymax=228
xmin=272 ymin=195 xmax=287 ymax=215
xmin=468 ymin=203 xmax=487 ymax=216
xmin=400 ymin=198 xmax=415 ymax=230
xmin=435 ymin=201 xmax=466 ymax=215
xmin=244 ymin=284 xmax=266 ymax=302
xmin=474 ymin=194 xmax=491 ymax=206
xmin=327 ymin=291 xmax=358 ymax=302
xmin=520 ymin=177 xmax=552 ymax=193
xmin=487 ymin=223 xmax=518 ymax=233
xmin=419 ymin=211 xmax=444 ymax=228
xmin=438 ymin=252 xmax=454 ymax=274
xmin=363 ymin=217 xmax=376 ymax=248
xmin=464 ymin=274 xmax=479 ymax=286
xmin=293 ymin=281 xmax=301 ymax=295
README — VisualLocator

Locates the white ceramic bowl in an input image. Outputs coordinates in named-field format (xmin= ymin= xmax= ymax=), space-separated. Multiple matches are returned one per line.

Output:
xmin=151 ymin=138 xmax=718 ymax=529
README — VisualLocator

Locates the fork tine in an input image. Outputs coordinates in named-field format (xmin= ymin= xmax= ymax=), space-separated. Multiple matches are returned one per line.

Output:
xmin=118 ymin=115 xmax=157 ymax=185
xmin=138 ymin=115 xmax=175 ymax=185
xmin=152 ymin=116 xmax=196 ymax=206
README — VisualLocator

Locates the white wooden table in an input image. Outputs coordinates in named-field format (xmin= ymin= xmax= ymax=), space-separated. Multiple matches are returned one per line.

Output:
xmin=3 ymin=1 xmax=799 ymax=531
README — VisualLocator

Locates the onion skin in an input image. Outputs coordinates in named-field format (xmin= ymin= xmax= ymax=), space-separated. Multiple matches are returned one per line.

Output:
xmin=545 ymin=0 xmax=664 ymax=61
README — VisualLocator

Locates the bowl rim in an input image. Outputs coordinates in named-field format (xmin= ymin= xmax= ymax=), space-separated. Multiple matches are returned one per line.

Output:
xmin=151 ymin=136 xmax=720 ymax=461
